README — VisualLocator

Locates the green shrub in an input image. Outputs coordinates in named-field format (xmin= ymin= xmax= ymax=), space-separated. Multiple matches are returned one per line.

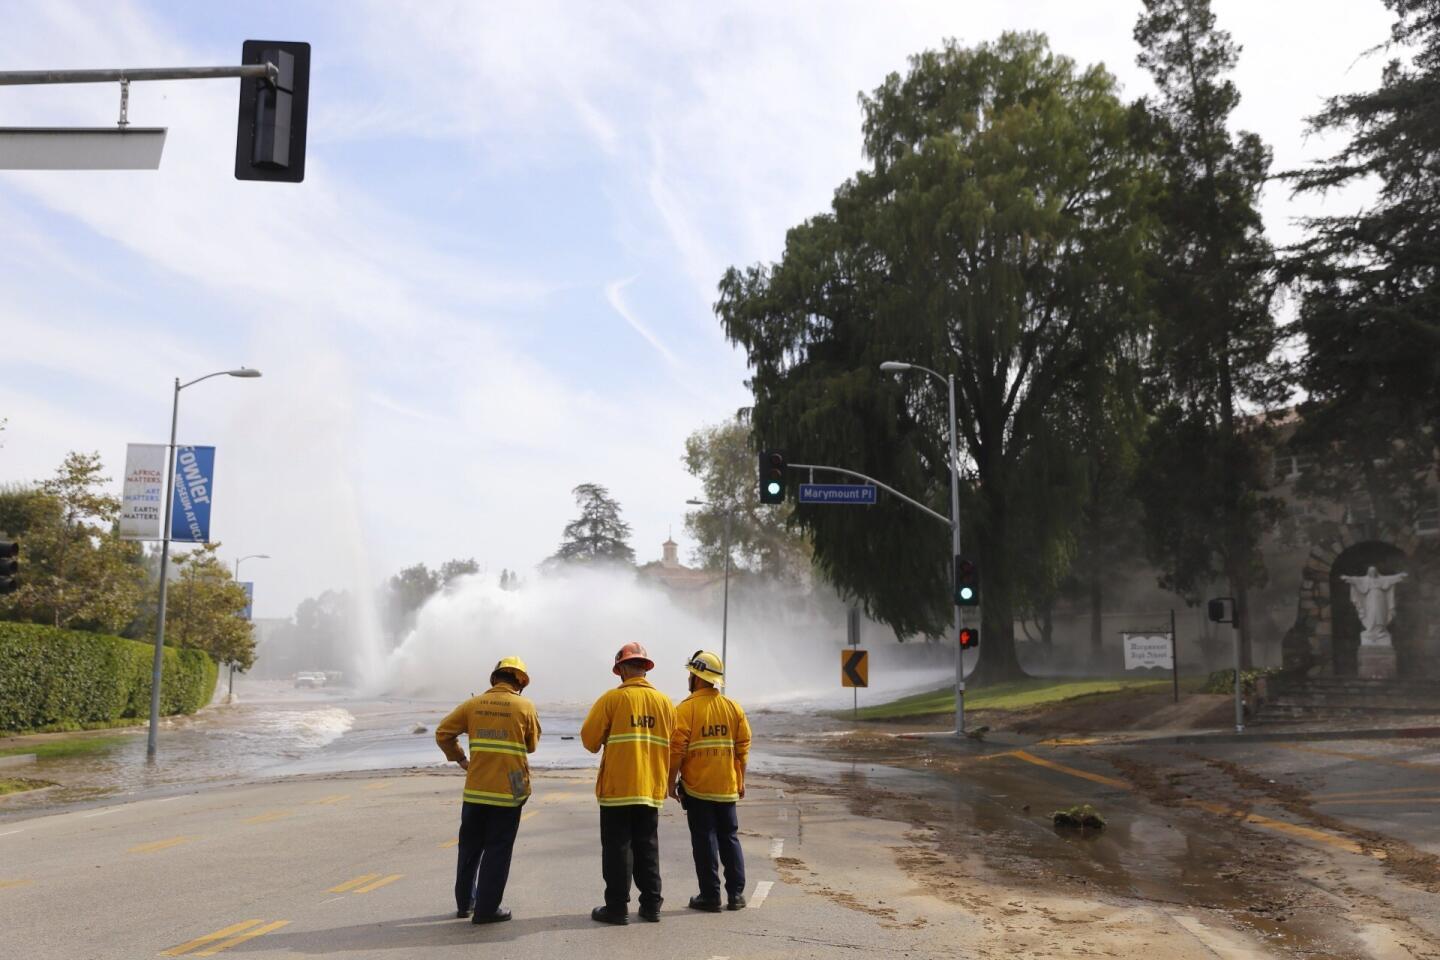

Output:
xmin=0 ymin=622 xmax=217 ymax=732
xmin=1203 ymin=667 xmax=1279 ymax=696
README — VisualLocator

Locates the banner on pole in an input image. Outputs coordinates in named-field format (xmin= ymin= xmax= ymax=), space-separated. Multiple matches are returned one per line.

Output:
xmin=120 ymin=443 xmax=167 ymax=540
xmin=239 ymin=581 xmax=254 ymax=621
xmin=1122 ymin=632 xmax=1174 ymax=670
xmin=171 ymin=445 xmax=216 ymax=543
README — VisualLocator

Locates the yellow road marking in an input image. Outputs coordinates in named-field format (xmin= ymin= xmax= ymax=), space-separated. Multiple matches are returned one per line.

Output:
xmin=160 ymin=919 xmax=261 ymax=956
xmin=352 ymin=873 xmax=403 ymax=894
xmin=1279 ymin=744 xmax=1440 ymax=772
xmin=328 ymin=873 xmax=380 ymax=893
xmin=1185 ymin=800 xmax=1383 ymax=858
xmin=242 ymin=811 xmax=292 ymax=824
xmin=1007 ymin=750 xmax=1131 ymax=789
xmin=1314 ymin=796 xmax=1440 ymax=807
xmin=1037 ymin=737 xmax=1103 ymax=747
xmin=192 ymin=920 xmax=288 ymax=957
xmin=1312 ymin=785 xmax=1440 ymax=801
xmin=439 ymin=838 xmax=459 ymax=849
xmin=0 ymin=879 xmax=32 ymax=889
xmin=129 ymin=836 xmax=196 ymax=854
xmin=521 ymin=809 xmax=539 ymax=821
xmin=309 ymin=794 xmax=350 ymax=805
xmin=363 ymin=782 xmax=392 ymax=791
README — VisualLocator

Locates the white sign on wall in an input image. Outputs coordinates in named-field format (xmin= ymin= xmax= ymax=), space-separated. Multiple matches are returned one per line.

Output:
xmin=119 ymin=443 xmax=166 ymax=540
xmin=1122 ymin=632 xmax=1174 ymax=671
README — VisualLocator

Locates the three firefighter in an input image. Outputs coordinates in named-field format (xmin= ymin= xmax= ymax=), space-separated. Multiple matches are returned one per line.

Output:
xmin=436 ymin=644 xmax=749 ymax=925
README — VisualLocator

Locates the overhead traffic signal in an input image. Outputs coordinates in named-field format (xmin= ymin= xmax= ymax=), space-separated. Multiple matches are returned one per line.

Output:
xmin=758 ymin=450 xmax=788 ymax=504
xmin=959 ymin=626 xmax=980 ymax=650
xmin=0 ymin=539 xmax=18 ymax=595
xmin=235 ymin=40 xmax=311 ymax=182
xmin=955 ymin=556 xmax=979 ymax=607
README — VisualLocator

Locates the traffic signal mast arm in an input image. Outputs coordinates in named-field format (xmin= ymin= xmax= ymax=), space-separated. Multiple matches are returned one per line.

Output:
xmin=787 ymin=463 xmax=953 ymax=529
xmin=0 ymin=65 xmax=280 ymax=86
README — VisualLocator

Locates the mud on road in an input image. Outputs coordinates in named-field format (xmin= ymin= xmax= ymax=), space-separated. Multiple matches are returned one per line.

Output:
xmin=769 ymin=726 xmax=1440 ymax=959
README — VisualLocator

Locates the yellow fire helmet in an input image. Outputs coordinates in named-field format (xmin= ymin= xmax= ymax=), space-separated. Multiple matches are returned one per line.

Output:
xmin=685 ymin=650 xmax=725 ymax=687
xmin=492 ymin=655 xmax=531 ymax=690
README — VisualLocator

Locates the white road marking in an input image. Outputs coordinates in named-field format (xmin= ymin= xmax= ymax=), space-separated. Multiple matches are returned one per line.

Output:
xmin=320 ymin=896 xmax=345 ymax=905
xmin=769 ymin=838 xmax=784 ymax=859
xmin=82 ymin=808 xmax=119 ymax=818
xmin=750 ymin=880 xmax=774 ymax=909
xmin=0 ymin=829 xmax=23 ymax=838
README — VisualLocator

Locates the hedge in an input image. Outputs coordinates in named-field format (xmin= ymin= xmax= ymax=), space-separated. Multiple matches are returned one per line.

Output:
xmin=0 ymin=622 xmax=218 ymax=732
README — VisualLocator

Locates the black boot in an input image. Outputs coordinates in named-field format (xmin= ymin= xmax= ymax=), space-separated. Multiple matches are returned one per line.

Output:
xmin=727 ymin=894 xmax=747 ymax=911
xmin=471 ymin=907 xmax=512 ymax=925
xmin=688 ymin=895 xmax=722 ymax=913
xmin=591 ymin=905 xmax=628 ymax=925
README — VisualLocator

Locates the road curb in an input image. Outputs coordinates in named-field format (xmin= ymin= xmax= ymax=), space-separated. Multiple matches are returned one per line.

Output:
xmin=1112 ymin=725 xmax=1440 ymax=746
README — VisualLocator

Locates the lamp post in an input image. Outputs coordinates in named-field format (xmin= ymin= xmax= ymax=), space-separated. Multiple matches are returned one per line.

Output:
xmin=230 ymin=553 xmax=269 ymax=701
xmin=880 ymin=360 xmax=966 ymax=736
xmin=147 ymin=367 xmax=261 ymax=760
xmin=685 ymin=498 xmax=733 ymax=683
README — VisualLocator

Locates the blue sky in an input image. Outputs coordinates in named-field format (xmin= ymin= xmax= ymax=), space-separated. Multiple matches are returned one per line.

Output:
xmin=0 ymin=1 xmax=1389 ymax=617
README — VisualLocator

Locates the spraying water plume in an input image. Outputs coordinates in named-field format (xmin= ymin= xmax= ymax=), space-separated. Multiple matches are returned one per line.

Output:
xmin=370 ymin=566 xmax=948 ymax=708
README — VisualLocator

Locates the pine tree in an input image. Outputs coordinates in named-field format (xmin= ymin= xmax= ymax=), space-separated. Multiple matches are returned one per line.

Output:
xmin=551 ymin=484 xmax=635 ymax=566
xmin=1286 ymin=0 xmax=1440 ymax=537
xmin=1133 ymin=0 xmax=1288 ymax=668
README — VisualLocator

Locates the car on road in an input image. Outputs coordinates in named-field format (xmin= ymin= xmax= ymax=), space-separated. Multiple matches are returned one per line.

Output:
xmin=293 ymin=671 xmax=328 ymax=689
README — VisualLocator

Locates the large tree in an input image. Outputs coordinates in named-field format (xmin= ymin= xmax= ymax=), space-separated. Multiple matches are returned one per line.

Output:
xmin=0 ymin=452 xmax=147 ymax=633
xmin=683 ymin=416 xmax=812 ymax=583
xmin=550 ymin=483 xmax=635 ymax=566
xmin=718 ymin=34 xmax=1153 ymax=681
xmin=1285 ymin=0 xmax=1440 ymax=535
xmin=1132 ymin=0 xmax=1287 ymax=667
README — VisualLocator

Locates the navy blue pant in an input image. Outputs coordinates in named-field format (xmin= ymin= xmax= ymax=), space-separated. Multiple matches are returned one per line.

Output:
xmin=455 ymin=801 xmax=523 ymax=915
xmin=684 ymin=797 xmax=745 ymax=901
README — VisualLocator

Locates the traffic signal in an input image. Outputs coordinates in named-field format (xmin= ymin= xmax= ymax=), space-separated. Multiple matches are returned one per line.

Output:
xmin=0 ymin=539 xmax=17 ymax=595
xmin=758 ymin=450 xmax=788 ymax=504
xmin=235 ymin=40 xmax=311 ymax=182
xmin=955 ymin=556 xmax=979 ymax=606
xmin=959 ymin=626 xmax=980 ymax=650
xmin=1207 ymin=597 xmax=1235 ymax=625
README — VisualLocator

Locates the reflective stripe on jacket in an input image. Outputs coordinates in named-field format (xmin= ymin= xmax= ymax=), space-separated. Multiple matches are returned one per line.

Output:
xmin=580 ymin=676 xmax=675 ymax=809
xmin=435 ymin=682 xmax=541 ymax=807
xmin=670 ymin=687 xmax=751 ymax=803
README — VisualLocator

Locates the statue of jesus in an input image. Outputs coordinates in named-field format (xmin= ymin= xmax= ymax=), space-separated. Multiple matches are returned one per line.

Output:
xmin=1339 ymin=566 xmax=1409 ymax=647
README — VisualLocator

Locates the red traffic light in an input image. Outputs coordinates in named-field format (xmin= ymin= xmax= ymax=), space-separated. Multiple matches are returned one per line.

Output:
xmin=959 ymin=627 xmax=979 ymax=650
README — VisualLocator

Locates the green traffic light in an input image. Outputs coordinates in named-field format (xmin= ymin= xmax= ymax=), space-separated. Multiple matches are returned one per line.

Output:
xmin=766 ymin=481 xmax=782 ymax=496
xmin=959 ymin=587 xmax=973 ymax=601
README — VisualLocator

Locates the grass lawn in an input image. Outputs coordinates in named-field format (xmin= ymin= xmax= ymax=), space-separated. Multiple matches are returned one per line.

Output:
xmin=0 ymin=777 xmax=55 ymax=796
xmin=854 ymin=675 xmax=1208 ymax=721
xmin=0 ymin=734 xmax=131 ymax=760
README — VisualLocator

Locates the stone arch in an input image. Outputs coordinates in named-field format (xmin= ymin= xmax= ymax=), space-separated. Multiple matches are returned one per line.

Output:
xmin=1291 ymin=523 xmax=1421 ymax=676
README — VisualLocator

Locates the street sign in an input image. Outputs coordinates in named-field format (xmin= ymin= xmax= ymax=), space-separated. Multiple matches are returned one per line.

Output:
xmin=799 ymin=484 xmax=877 ymax=505
xmin=1122 ymin=632 xmax=1173 ymax=670
xmin=841 ymin=649 xmax=868 ymax=688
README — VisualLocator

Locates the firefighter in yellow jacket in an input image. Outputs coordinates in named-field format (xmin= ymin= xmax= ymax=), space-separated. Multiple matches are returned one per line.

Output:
xmin=435 ymin=656 xmax=540 ymax=925
xmin=581 ymin=641 xmax=675 ymax=924
xmin=667 ymin=650 xmax=751 ymax=912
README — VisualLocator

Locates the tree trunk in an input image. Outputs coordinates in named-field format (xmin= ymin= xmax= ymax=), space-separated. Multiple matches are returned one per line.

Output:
xmin=1089 ymin=565 xmax=1104 ymax=654
xmin=971 ymin=492 xmax=1027 ymax=685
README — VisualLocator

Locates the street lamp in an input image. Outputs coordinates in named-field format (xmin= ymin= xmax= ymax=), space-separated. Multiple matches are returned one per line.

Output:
xmin=229 ymin=553 xmax=270 ymax=702
xmin=881 ymin=360 xmax=967 ymax=736
xmin=234 ymin=553 xmax=270 ymax=580
xmin=148 ymin=367 xmax=262 ymax=760
xmin=686 ymin=498 xmax=734 ymax=687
